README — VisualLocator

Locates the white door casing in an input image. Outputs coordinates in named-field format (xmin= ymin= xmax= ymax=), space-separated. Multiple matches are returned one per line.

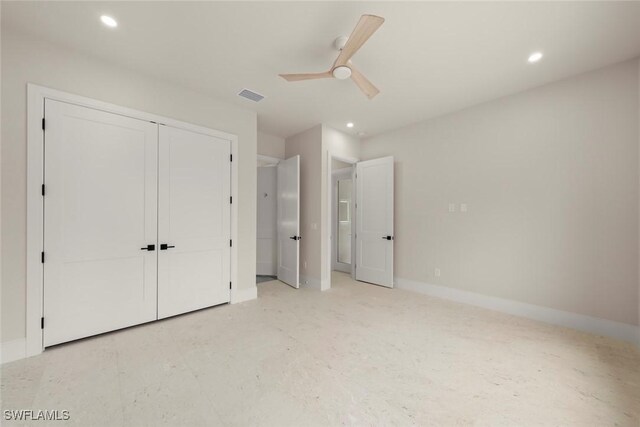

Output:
xmin=355 ymin=156 xmax=394 ymax=287
xmin=277 ymin=155 xmax=300 ymax=288
xmin=157 ymin=125 xmax=231 ymax=319
xmin=43 ymin=99 xmax=159 ymax=346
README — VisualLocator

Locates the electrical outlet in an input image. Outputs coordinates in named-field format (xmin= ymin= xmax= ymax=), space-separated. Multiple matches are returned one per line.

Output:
xmin=448 ymin=203 xmax=455 ymax=213
xmin=435 ymin=268 xmax=441 ymax=277
xmin=460 ymin=203 xmax=468 ymax=212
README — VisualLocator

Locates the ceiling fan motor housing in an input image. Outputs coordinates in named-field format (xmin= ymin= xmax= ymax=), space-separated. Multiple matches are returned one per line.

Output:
xmin=332 ymin=65 xmax=352 ymax=80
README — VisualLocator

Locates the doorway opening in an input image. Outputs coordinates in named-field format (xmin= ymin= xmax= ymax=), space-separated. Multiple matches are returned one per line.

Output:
xmin=332 ymin=161 xmax=354 ymax=275
xmin=256 ymin=154 xmax=301 ymax=288
xmin=326 ymin=154 xmax=358 ymax=290
xmin=256 ymin=155 xmax=280 ymax=284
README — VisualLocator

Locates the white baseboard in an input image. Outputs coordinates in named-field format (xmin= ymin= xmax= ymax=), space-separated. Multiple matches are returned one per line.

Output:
xmin=395 ymin=277 xmax=640 ymax=346
xmin=1 ymin=338 xmax=27 ymax=365
xmin=300 ymin=275 xmax=330 ymax=291
xmin=231 ymin=286 xmax=257 ymax=304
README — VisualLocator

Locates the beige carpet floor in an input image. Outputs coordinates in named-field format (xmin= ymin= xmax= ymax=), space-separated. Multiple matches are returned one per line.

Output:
xmin=2 ymin=271 xmax=639 ymax=426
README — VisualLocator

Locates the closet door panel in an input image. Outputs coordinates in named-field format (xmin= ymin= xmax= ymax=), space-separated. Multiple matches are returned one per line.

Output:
xmin=158 ymin=126 xmax=231 ymax=319
xmin=43 ymin=99 xmax=158 ymax=346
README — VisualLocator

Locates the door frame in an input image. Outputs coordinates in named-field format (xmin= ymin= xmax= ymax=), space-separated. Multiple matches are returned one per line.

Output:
xmin=256 ymin=154 xmax=281 ymax=276
xmin=325 ymin=152 xmax=359 ymax=289
xmin=257 ymin=154 xmax=281 ymax=167
xmin=26 ymin=84 xmax=239 ymax=358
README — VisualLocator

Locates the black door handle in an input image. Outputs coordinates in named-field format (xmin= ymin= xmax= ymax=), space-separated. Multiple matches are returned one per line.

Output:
xmin=382 ymin=236 xmax=393 ymax=240
xmin=290 ymin=236 xmax=301 ymax=241
xmin=160 ymin=244 xmax=175 ymax=250
xmin=140 ymin=244 xmax=155 ymax=251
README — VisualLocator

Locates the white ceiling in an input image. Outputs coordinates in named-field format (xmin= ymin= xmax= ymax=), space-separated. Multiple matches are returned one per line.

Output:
xmin=4 ymin=1 xmax=640 ymax=138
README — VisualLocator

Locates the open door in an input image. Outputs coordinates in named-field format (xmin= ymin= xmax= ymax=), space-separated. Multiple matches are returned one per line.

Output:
xmin=277 ymin=155 xmax=300 ymax=288
xmin=355 ymin=156 xmax=394 ymax=287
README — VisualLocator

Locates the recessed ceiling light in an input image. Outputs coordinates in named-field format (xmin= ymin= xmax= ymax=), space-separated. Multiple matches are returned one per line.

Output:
xmin=100 ymin=15 xmax=118 ymax=28
xmin=346 ymin=122 xmax=354 ymax=128
xmin=528 ymin=52 xmax=543 ymax=63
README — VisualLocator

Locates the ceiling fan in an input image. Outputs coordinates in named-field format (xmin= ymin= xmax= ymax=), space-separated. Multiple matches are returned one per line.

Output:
xmin=279 ymin=14 xmax=385 ymax=99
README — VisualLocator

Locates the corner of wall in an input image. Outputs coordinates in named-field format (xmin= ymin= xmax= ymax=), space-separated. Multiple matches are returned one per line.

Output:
xmin=257 ymin=131 xmax=285 ymax=159
xmin=231 ymin=286 xmax=258 ymax=304
xmin=637 ymin=57 xmax=640 ymax=337
xmin=0 ymin=338 xmax=26 ymax=365
xmin=284 ymin=125 xmax=323 ymax=284
xmin=319 ymin=124 xmax=362 ymax=288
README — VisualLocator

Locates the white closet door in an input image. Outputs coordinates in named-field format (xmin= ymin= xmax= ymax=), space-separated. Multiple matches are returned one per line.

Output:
xmin=43 ymin=99 xmax=158 ymax=347
xmin=355 ymin=156 xmax=394 ymax=287
xmin=157 ymin=125 xmax=231 ymax=319
xmin=277 ymin=155 xmax=300 ymax=288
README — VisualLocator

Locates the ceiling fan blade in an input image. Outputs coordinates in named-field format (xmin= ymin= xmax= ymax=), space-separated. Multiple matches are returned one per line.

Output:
xmin=350 ymin=64 xmax=379 ymax=99
xmin=279 ymin=72 xmax=333 ymax=81
xmin=334 ymin=14 xmax=385 ymax=67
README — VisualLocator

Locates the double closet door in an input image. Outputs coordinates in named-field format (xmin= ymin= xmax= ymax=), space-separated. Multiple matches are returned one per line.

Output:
xmin=43 ymin=100 xmax=231 ymax=347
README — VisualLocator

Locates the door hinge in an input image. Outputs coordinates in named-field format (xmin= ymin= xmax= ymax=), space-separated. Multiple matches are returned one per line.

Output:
xmin=41 ymin=252 xmax=45 ymax=263
xmin=42 ymin=118 xmax=45 ymax=131
xmin=41 ymin=184 xmax=45 ymax=196
xmin=230 ymin=154 xmax=233 ymax=162
xmin=229 ymin=282 xmax=232 ymax=290
xmin=41 ymin=317 xmax=44 ymax=329
xmin=230 ymin=196 xmax=232 ymax=204
xmin=230 ymin=239 xmax=232 ymax=247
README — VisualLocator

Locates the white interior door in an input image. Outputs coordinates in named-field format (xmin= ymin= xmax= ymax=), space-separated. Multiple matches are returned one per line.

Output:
xmin=277 ymin=155 xmax=300 ymax=288
xmin=157 ymin=125 xmax=231 ymax=319
xmin=355 ymin=156 xmax=394 ymax=287
xmin=43 ymin=99 xmax=158 ymax=346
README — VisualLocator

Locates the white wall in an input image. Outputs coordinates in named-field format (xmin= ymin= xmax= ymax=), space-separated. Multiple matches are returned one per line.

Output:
xmin=258 ymin=132 xmax=285 ymax=159
xmin=256 ymin=167 xmax=277 ymax=275
xmin=285 ymin=125 xmax=323 ymax=286
xmin=332 ymin=158 xmax=351 ymax=171
xmin=0 ymin=3 xmax=4 ymax=352
xmin=321 ymin=126 xmax=360 ymax=287
xmin=362 ymin=59 xmax=640 ymax=327
xmin=1 ymin=28 xmax=258 ymax=344
xmin=283 ymin=125 xmax=360 ymax=288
